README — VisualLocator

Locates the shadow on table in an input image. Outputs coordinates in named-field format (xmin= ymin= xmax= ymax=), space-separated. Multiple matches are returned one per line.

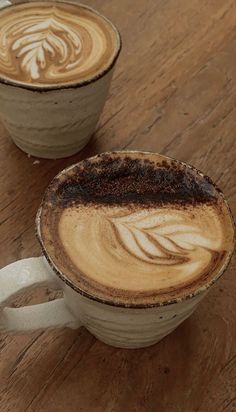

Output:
xmin=9 ymin=314 xmax=205 ymax=412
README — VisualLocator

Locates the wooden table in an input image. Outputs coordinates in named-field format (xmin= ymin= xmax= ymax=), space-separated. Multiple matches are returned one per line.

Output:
xmin=0 ymin=0 xmax=236 ymax=411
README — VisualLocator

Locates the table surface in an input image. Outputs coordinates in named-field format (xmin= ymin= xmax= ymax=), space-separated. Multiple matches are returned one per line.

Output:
xmin=0 ymin=0 xmax=236 ymax=411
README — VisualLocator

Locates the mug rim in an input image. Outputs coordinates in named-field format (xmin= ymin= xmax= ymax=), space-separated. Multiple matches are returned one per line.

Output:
xmin=0 ymin=0 xmax=122 ymax=92
xmin=36 ymin=150 xmax=235 ymax=309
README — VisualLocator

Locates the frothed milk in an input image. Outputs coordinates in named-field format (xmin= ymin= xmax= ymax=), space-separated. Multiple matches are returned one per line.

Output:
xmin=38 ymin=152 xmax=234 ymax=306
xmin=0 ymin=1 xmax=119 ymax=86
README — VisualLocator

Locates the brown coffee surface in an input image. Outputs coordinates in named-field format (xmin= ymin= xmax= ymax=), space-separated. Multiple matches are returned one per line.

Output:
xmin=0 ymin=1 xmax=120 ymax=86
xmin=38 ymin=152 xmax=235 ymax=306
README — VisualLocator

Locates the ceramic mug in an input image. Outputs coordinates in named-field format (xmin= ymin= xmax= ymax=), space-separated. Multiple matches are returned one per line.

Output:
xmin=0 ymin=153 xmax=234 ymax=349
xmin=0 ymin=0 xmax=121 ymax=159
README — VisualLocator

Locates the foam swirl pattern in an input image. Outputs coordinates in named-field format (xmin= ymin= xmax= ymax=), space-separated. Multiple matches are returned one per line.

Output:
xmin=0 ymin=1 xmax=120 ymax=86
xmin=58 ymin=204 xmax=225 ymax=295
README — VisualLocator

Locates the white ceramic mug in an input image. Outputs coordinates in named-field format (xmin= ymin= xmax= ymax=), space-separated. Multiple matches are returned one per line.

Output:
xmin=0 ymin=0 xmax=121 ymax=159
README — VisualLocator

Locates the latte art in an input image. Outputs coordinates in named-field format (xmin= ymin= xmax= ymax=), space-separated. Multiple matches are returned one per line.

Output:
xmin=11 ymin=16 xmax=82 ymax=81
xmin=0 ymin=2 xmax=120 ymax=86
xmin=38 ymin=152 xmax=235 ymax=306
xmin=58 ymin=205 xmax=223 ymax=294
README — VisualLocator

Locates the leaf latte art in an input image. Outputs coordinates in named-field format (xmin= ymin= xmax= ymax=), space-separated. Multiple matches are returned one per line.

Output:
xmin=110 ymin=211 xmax=212 ymax=266
xmin=11 ymin=17 xmax=82 ymax=81
xmin=0 ymin=2 xmax=120 ymax=85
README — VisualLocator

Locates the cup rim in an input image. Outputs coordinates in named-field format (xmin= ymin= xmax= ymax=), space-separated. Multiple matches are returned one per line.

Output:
xmin=0 ymin=0 xmax=122 ymax=92
xmin=36 ymin=150 xmax=235 ymax=309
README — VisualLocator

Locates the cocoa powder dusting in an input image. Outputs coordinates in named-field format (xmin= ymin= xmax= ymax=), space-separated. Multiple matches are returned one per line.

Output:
xmin=46 ymin=154 xmax=218 ymax=208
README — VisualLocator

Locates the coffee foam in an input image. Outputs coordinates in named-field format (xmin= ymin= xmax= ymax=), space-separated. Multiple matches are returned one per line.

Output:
xmin=0 ymin=1 xmax=120 ymax=86
xmin=38 ymin=152 xmax=235 ymax=306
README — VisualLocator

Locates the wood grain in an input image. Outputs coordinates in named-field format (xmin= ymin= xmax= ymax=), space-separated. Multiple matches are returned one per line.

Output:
xmin=0 ymin=0 xmax=236 ymax=411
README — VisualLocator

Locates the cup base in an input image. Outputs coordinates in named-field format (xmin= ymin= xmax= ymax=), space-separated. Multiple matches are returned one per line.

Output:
xmin=95 ymin=335 xmax=164 ymax=349
xmin=12 ymin=135 xmax=92 ymax=159
xmin=87 ymin=328 xmax=174 ymax=349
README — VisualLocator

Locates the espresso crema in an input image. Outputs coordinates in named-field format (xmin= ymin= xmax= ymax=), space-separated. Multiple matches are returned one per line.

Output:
xmin=0 ymin=1 xmax=120 ymax=86
xmin=38 ymin=152 xmax=234 ymax=306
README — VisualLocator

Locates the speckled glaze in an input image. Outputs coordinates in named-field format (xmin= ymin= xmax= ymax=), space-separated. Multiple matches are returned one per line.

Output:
xmin=62 ymin=281 xmax=207 ymax=348
xmin=0 ymin=1 xmax=121 ymax=159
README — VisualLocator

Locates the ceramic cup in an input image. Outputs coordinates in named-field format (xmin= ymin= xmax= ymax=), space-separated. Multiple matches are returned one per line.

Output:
xmin=0 ymin=1 xmax=121 ymax=159
xmin=0 ymin=152 xmax=234 ymax=349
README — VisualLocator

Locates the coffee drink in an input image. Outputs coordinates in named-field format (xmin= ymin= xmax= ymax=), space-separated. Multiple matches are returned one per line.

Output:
xmin=0 ymin=151 xmax=234 ymax=348
xmin=0 ymin=1 xmax=121 ymax=158
xmin=0 ymin=1 xmax=119 ymax=86
xmin=37 ymin=152 xmax=234 ymax=306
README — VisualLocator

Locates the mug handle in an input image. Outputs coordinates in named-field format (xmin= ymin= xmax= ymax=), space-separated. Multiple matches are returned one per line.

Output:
xmin=0 ymin=1 xmax=12 ymax=8
xmin=0 ymin=257 xmax=80 ymax=333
